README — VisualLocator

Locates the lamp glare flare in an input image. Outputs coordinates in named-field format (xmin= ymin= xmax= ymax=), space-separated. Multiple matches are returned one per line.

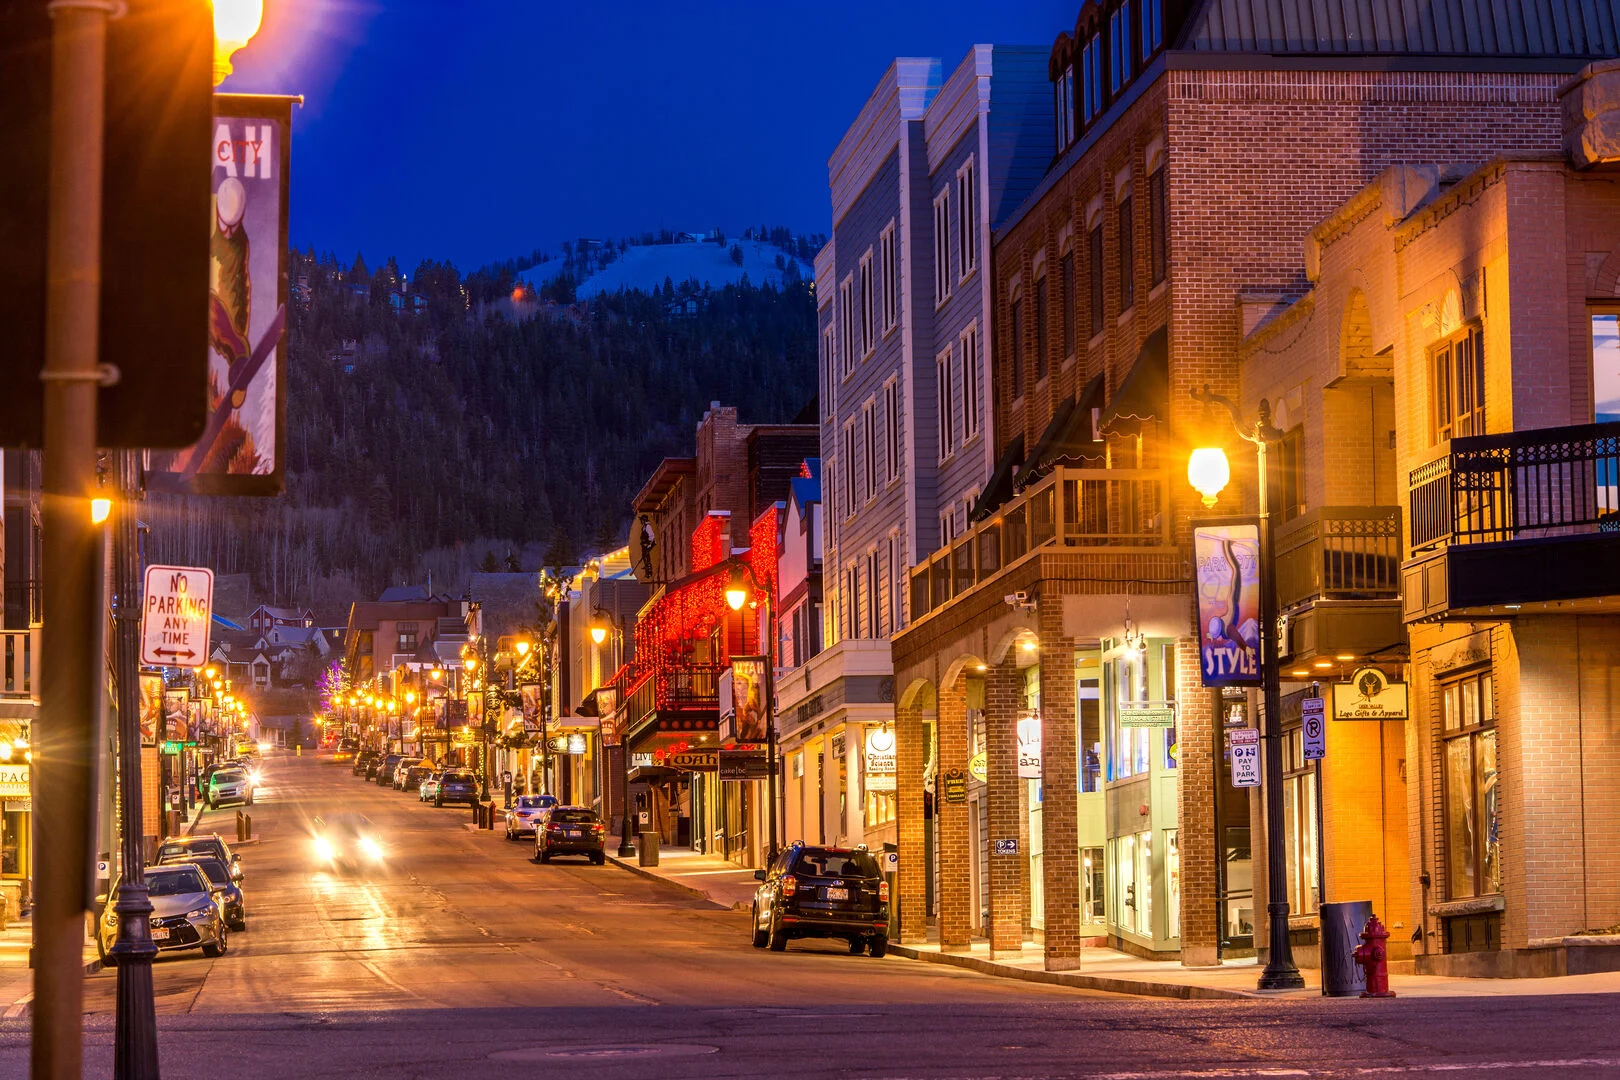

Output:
xmin=1187 ymin=447 xmax=1231 ymax=509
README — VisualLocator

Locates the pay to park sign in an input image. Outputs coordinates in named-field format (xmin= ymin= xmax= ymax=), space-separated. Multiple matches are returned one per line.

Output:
xmin=140 ymin=565 xmax=214 ymax=669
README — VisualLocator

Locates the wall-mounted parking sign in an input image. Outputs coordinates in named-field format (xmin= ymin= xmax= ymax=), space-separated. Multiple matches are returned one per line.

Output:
xmin=1229 ymin=727 xmax=1260 ymax=788
xmin=140 ymin=565 xmax=213 ymax=668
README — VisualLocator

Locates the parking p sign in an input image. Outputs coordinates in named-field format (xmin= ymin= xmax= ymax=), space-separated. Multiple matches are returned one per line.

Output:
xmin=1302 ymin=696 xmax=1326 ymax=761
xmin=1229 ymin=727 xmax=1261 ymax=788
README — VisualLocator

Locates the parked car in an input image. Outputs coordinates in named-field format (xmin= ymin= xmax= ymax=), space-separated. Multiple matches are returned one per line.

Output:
xmin=391 ymin=758 xmax=424 ymax=790
xmin=503 ymin=794 xmax=558 ymax=840
xmin=352 ymin=751 xmax=379 ymax=777
xmin=332 ymin=738 xmax=359 ymax=763
xmin=155 ymin=834 xmax=241 ymax=882
xmin=96 ymin=864 xmax=227 ymax=963
xmin=159 ymin=854 xmax=246 ymax=931
xmin=363 ymin=755 xmax=385 ymax=781
xmin=310 ymin=813 xmax=385 ymax=869
xmin=418 ymin=771 xmax=443 ymax=803
xmin=533 ymin=806 xmax=605 ymax=864
xmin=400 ymin=762 xmax=435 ymax=793
xmin=434 ymin=770 xmax=478 ymax=807
xmin=375 ymin=754 xmax=406 ymax=786
xmin=751 ymin=842 xmax=889 ymax=956
xmin=206 ymin=767 xmax=253 ymax=809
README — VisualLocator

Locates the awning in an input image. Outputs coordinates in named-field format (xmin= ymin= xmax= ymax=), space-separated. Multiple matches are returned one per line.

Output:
xmin=212 ymin=612 xmax=245 ymax=631
xmin=1099 ymin=326 xmax=1168 ymax=436
xmin=1014 ymin=373 xmax=1106 ymax=490
xmin=968 ymin=434 xmax=1025 ymax=524
xmin=1012 ymin=394 xmax=1079 ymax=492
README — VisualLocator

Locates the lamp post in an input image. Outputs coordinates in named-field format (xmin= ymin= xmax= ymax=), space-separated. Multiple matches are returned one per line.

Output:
xmin=725 ymin=562 xmax=779 ymax=861
xmin=464 ymin=653 xmax=489 ymax=803
xmin=591 ymin=608 xmax=636 ymax=858
xmin=1188 ymin=385 xmax=1306 ymax=992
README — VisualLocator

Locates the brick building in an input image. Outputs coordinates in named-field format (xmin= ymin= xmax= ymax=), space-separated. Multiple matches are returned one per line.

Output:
xmin=888 ymin=0 xmax=1614 ymax=971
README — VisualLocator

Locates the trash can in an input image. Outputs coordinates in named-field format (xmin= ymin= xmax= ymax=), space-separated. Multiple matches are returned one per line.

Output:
xmin=638 ymin=830 xmax=660 ymax=867
xmin=1320 ymin=900 xmax=1374 ymax=997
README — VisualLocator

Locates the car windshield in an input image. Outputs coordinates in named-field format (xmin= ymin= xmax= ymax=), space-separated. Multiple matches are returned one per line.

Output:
xmin=157 ymin=839 xmax=224 ymax=862
xmin=551 ymin=809 xmax=597 ymax=823
xmin=147 ymin=868 xmax=206 ymax=897
xmin=214 ymin=770 xmax=246 ymax=783
xmin=445 ymin=772 xmax=474 ymax=783
xmin=793 ymin=850 xmax=881 ymax=878
xmin=182 ymin=858 xmax=230 ymax=887
xmin=515 ymin=796 xmax=548 ymax=809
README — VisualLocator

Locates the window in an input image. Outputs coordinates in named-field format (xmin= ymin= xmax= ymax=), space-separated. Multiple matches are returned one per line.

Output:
xmin=821 ymin=326 xmax=835 ymax=418
xmin=859 ymin=250 xmax=875 ymax=357
xmin=960 ymin=323 xmax=980 ymax=438
xmin=1442 ymin=669 xmax=1499 ymax=899
xmin=1275 ymin=427 xmax=1303 ymax=522
xmin=881 ymin=222 xmax=898 ymax=332
xmin=866 ymin=550 xmax=879 ymax=637
xmin=1055 ymin=65 xmax=1075 ymax=150
xmin=862 ymin=398 xmax=876 ymax=502
xmin=1088 ymin=226 xmax=1104 ymax=338
xmin=1081 ymin=34 xmax=1102 ymax=124
xmin=1060 ymin=251 xmax=1076 ymax=357
xmin=1591 ymin=310 xmax=1620 ymax=421
xmin=1117 ymin=192 xmax=1135 ymax=313
xmin=957 ymin=158 xmax=978 ymax=278
xmin=1010 ymin=294 xmax=1025 ymax=399
xmin=888 ymin=531 xmax=904 ymax=630
xmin=933 ymin=189 xmax=952 ymax=305
xmin=1109 ymin=3 xmax=1132 ymax=95
xmin=885 ymin=376 xmax=903 ymax=481
xmin=839 ymin=275 xmax=855 ymax=378
xmin=1035 ymin=275 xmax=1050 ymax=380
xmin=1280 ymin=722 xmax=1320 ymax=915
xmin=939 ymin=507 xmax=956 ymax=546
xmin=1431 ymin=323 xmax=1485 ymax=442
xmin=1140 ymin=0 xmax=1163 ymax=59
xmin=936 ymin=346 xmax=955 ymax=459
xmin=396 ymin=622 xmax=418 ymax=653
xmin=1148 ymin=167 xmax=1167 ymax=286
xmin=841 ymin=422 xmax=855 ymax=518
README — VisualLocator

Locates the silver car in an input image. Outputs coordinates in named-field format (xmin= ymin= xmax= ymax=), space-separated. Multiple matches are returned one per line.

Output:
xmin=97 ymin=864 xmax=228 ymax=964
xmin=206 ymin=767 xmax=253 ymax=809
xmin=503 ymin=794 xmax=558 ymax=840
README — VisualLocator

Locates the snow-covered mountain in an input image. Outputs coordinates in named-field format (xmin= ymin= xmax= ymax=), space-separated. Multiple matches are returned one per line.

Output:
xmin=518 ymin=237 xmax=810 ymax=298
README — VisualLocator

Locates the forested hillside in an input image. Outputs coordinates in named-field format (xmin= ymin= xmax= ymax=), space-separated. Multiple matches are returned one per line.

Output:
xmin=143 ymin=248 xmax=818 ymax=615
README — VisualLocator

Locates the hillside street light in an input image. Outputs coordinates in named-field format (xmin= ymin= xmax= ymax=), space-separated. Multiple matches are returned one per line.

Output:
xmin=1189 ymin=385 xmax=1305 ymax=992
xmin=726 ymin=562 xmax=780 ymax=860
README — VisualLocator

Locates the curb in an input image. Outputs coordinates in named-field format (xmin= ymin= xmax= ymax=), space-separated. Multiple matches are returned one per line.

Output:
xmin=888 ymin=943 xmax=1255 ymax=1001
xmin=604 ymin=855 xmax=731 ymax=910
xmin=2 ymin=956 xmax=100 ymax=1022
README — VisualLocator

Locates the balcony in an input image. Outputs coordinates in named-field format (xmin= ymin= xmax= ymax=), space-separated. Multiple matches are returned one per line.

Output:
xmin=619 ymin=662 xmax=725 ymax=745
xmin=3 ymin=581 xmax=40 ymax=631
xmin=1403 ymin=421 xmax=1620 ymax=621
xmin=909 ymin=465 xmax=1171 ymax=622
xmin=1 ymin=629 xmax=39 ymax=702
xmin=1274 ymin=507 xmax=1405 ymax=662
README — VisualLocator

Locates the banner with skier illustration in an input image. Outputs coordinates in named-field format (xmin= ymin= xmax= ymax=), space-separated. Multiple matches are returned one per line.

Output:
xmin=147 ymin=94 xmax=292 ymax=496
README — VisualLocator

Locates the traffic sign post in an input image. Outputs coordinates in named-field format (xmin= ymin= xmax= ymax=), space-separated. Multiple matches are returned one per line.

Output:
xmin=1229 ymin=727 xmax=1261 ymax=788
xmin=140 ymin=565 xmax=214 ymax=669
xmin=1302 ymin=696 xmax=1326 ymax=761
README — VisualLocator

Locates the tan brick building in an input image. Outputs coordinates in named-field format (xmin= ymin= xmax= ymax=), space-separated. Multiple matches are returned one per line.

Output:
xmin=888 ymin=1 xmax=1614 ymax=972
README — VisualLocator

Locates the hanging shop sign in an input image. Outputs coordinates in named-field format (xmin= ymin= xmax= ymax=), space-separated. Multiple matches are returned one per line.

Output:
xmin=1120 ymin=702 xmax=1177 ymax=728
xmin=0 ymin=765 xmax=29 ymax=798
xmin=864 ymin=727 xmax=896 ymax=779
xmin=630 ymin=753 xmax=655 ymax=768
xmin=967 ymin=751 xmax=987 ymax=783
xmin=567 ymin=733 xmax=587 ymax=755
xmin=163 ymin=689 xmax=189 ymax=743
xmin=1332 ymin=667 xmax=1409 ymax=721
xmin=718 ymin=750 xmax=769 ymax=781
xmin=1017 ymin=711 xmax=1042 ymax=779
xmin=727 ymin=656 xmax=768 ymax=744
xmin=140 ymin=565 xmax=213 ymax=668
xmin=668 ymin=750 xmax=718 ymax=772
xmin=1302 ymin=696 xmax=1326 ymax=760
xmin=941 ymin=769 xmax=968 ymax=804
xmin=1193 ymin=521 xmax=1263 ymax=687
xmin=1228 ymin=727 xmax=1260 ymax=788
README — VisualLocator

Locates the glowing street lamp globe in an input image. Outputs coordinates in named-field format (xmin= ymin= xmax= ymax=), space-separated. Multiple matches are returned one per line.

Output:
xmin=1187 ymin=447 xmax=1231 ymax=509
xmin=725 ymin=566 xmax=750 ymax=612
xmin=590 ymin=621 xmax=608 ymax=645
xmin=212 ymin=0 xmax=264 ymax=86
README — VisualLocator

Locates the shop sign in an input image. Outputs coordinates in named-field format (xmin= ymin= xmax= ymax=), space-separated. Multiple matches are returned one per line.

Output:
xmin=718 ymin=750 xmax=769 ymax=781
xmin=1120 ymin=703 xmax=1177 ymax=728
xmin=967 ymin=751 xmax=987 ymax=783
xmin=1017 ymin=711 xmax=1041 ymax=779
xmin=1430 ymin=631 xmax=1490 ymax=675
xmin=728 ymin=656 xmax=768 ymax=744
xmin=597 ymin=686 xmax=620 ymax=747
xmin=1332 ymin=667 xmax=1409 ymax=721
xmin=1302 ymin=697 xmax=1326 ymax=761
xmin=1229 ymin=727 xmax=1260 ymax=788
xmin=140 ymin=565 xmax=213 ymax=668
xmin=567 ymin=733 xmax=587 ymax=755
xmin=668 ymin=750 xmax=718 ymax=772
xmin=941 ymin=769 xmax=968 ymax=804
xmin=631 ymin=753 xmax=655 ymax=768
xmin=0 ymin=765 xmax=27 ymax=798
xmin=993 ymin=838 xmax=1019 ymax=855
xmin=864 ymin=727 xmax=895 ymax=775
xmin=1193 ymin=522 xmax=1263 ymax=687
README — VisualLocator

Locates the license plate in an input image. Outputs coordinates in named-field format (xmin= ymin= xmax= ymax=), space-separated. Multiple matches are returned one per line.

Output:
xmin=825 ymin=887 xmax=849 ymax=901
xmin=151 ymin=927 xmax=169 ymax=941
xmin=566 ymin=829 xmax=581 ymax=838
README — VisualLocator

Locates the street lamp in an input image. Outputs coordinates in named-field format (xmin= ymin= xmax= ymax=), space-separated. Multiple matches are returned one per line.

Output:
xmin=212 ymin=0 xmax=264 ymax=86
xmin=592 ymin=608 xmax=636 ymax=858
xmin=725 ymin=562 xmax=780 ymax=861
xmin=1189 ymin=385 xmax=1305 ymax=992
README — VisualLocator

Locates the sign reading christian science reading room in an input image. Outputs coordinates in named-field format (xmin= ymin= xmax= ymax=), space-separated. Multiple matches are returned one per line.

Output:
xmin=1194 ymin=522 xmax=1263 ymax=687
xmin=865 ymin=727 xmax=897 ymax=791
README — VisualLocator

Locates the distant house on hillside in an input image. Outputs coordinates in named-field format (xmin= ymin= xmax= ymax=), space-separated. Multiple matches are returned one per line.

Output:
xmin=248 ymin=604 xmax=315 ymax=633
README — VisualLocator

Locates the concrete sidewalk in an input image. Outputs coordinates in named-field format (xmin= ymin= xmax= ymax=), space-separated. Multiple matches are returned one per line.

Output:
xmin=605 ymin=845 xmax=758 ymax=910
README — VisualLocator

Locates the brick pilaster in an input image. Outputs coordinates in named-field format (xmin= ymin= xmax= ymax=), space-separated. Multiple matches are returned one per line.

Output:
xmin=937 ymin=677 xmax=972 ymax=951
xmin=985 ymin=663 xmax=1025 ymax=956
xmin=1176 ymin=624 xmax=1221 ymax=965
xmin=895 ymin=697 xmax=928 ymax=944
xmin=1038 ymin=603 xmax=1082 ymax=971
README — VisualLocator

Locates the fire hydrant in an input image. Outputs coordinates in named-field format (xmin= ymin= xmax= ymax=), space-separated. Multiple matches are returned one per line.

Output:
xmin=1352 ymin=914 xmax=1397 ymax=998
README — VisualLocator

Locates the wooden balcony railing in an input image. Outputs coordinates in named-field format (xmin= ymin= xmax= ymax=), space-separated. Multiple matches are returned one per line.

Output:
xmin=1274 ymin=507 xmax=1402 ymax=611
xmin=1 ymin=629 xmax=39 ymax=700
xmin=910 ymin=465 xmax=1170 ymax=621
xmin=1409 ymin=421 xmax=1620 ymax=551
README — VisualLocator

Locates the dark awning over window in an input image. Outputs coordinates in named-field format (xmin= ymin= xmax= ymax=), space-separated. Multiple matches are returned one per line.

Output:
xmin=967 ymin=433 xmax=1025 ymax=525
xmin=1099 ymin=326 xmax=1168 ymax=436
xmin=1014 ymin=373 xmax=1106 ymax=491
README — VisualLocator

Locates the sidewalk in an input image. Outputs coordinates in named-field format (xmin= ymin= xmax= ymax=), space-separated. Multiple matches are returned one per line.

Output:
xmin=605 ymin=845 xmax=759 ymax=910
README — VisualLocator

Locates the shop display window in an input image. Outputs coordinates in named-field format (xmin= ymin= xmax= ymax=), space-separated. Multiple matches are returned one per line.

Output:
xmin=1280 ymin=726 xmax=1320 ymax=914
xmin=1165 ymin=830 xmax=1180 ymax=941
xmin=1442 ymin=670 xmax=1499 ymax=899
xmin=1082 ymin=846 xmax=1105 ymax=922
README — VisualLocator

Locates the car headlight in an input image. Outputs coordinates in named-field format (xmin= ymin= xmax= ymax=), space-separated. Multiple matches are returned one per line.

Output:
xmin=186 ymin=906 xmax=215 ymax=920
xmin=359 ymin=836 xmax=384 ymax=861
xmin=313 ymin=835 xmax=335 ymax=861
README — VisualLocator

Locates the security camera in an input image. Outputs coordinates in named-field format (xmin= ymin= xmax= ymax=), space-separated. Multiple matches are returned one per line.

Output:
xmin=1004 ymin=590 xmax=1031 ymax=608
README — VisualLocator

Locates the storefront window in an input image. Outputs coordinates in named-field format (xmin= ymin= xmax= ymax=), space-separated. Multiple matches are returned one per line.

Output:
xmin=1082 ymin=846 xmax=1105 ymax=921
xmin=1280 ymin=727 xmax=1319 ymax=914
xmin=1079 ymin=673 xmax=1101 ymax=792
xmin=1136 ymin=830 xmax=1153 ymax=937
xmin=1161 ymin=643 xmax=1178 ymax=770
xmin=1116 ymin=834 xmax=1137 ymax=930
xmin=1443 ymin=671 xmax=1499 ymax=898
xmin=1223 ymin=825 xmax=1254 ymax=942
xmin=1106 ymin=642 xmax=1176 ymax=782
xmin=1165 ymin=830 xmax=1180 ymax=940
xmin=0 ymin=808 xmax=24 ymax=877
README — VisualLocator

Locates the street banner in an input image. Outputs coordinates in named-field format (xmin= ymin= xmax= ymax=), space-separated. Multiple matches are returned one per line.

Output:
xmin=597 ymin=686 xmax=620 ymax=747
xmin=163 ymin=689 xmax=189 ymax=743
xmin=728 ymin=656 xmax=767 ymax=744
xmin=865 ymin=727 xmax=897 ymax=792
xmin=147 ymin=94 xmax=293 ymax=496
xmin=1194 ymin=521 xmax=1263 ymax=687
xmin=1016 ymin=711 xmax=1042 ymax=779
xmin=139 ymin=673 xmax=163 ymax=747
xmin=520 ymin=683 xmax=542 ymax=728
xmin=188 ymin=699 xmax=204 ymax=739
xmin=443 ymin=699 xmax=467 ymax=728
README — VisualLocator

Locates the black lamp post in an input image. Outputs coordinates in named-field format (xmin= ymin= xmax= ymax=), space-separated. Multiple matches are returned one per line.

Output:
xmin=591 ymin=607 xmax=636 ymax=858
xmin=725 ymin=561 xmax=779 ymax=861
xmin=1190 ymin=385 xmax=1306 ymax=992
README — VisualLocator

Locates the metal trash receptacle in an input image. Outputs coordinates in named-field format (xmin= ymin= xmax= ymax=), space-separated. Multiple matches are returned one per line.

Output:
xmin=1320 ymin=900 xmax=1373 ymax=997
xmin=638 ymin=831 xmax=660 ymax=867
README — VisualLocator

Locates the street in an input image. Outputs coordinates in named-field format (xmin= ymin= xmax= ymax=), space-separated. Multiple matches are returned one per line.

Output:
xmin=0 ymin=751 xmax=1615 ymax=1078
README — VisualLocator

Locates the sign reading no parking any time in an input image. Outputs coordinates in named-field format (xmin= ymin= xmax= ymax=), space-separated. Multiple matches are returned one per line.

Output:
xmin=140 ymin=565 xmax=214 ymax=669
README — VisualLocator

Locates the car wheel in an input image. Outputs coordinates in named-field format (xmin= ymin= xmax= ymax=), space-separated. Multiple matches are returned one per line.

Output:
xmin=539 ymin=849 xmax=551 ymax=864
xmin=231 ymin=919 xmax=246 ymax=932
xmin=848 ymin=938 xmax=865 ymax=955
xmin=591 ymin=852 xmax=605 ymax=865
xmin=766 ymin=910 xmax=787 ymax=952
xmin=434 ymin=797 xmax=443 ymax=807
xmin=202 ymin=928 xmax=227 ymax=958
xmin=869 ymin=935 xmax=888 ymax=958
xmin=751 ymin=906 xmax=768 ymax=949
xmin=97 ymin=935 xmax=114 ymax=967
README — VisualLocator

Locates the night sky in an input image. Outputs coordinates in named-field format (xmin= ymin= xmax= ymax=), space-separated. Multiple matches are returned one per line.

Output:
xmin=221 ymin=0 xmax=1071 ymax=272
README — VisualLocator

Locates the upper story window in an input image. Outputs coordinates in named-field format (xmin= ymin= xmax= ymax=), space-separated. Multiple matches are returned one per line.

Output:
xmin=838 ymin=275 xmax=855 ymax=378
xmin=1088 ymin=225 xmax=1104 ymax=339
xmin=936 ymin=345 xmax=956 ymax=461
xmin=1140 ymin=0 xmax=1163 ymax=59
xmin=1117 ymin=189 xmax=1135 ymax=313
xmin=933 ymin=188 xmax=952 ymax=306
xmin=880 ymin=222 xmax=898 ymax=333
xmin=1060 ymin=250 xmax=1077 ymax=357
xmin=1431 ymin=323 xmax=1485 ymax=442
xmin=1010 ymin=292 xmax=1026 ymax=400
xmin=841 ymin=421 xmax=856 ymax=519
xmin=1080 ymin=34 xmax=1103 ymax=125
xmin=1109 ymin=2 xmax=1133 ymax=96
xmin=1035 ymin=274 xmax=1050 ymax=381
xmin=1592 ymin=308 xmax=1620 ymax=422
xmin=821 ymin=325 xmax=835 ymax=418
xmin=1148 ymin=165 xmax=1167 ymax=287
xmin=1055 ymin=63 xmax=1076 ymax=151
xmin=956 ymin=157 xmax=979 ymax=280
xmin=859 ymin=249 xmax=875 ymax=358
xmin=884 ymin=375 xmax=904 ymax=482
xmin=862 ymin=398 xmax=877 ymax=501
xmin=960 ymin=323 xmax=981 ymax=439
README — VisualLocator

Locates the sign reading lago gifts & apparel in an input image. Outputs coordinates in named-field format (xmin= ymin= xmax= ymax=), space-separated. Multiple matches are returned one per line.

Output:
xmin=1332 ymin=667 xmax=1409 ymax=721
xmin=1194 ymin=521 xmax=1263 ymax=687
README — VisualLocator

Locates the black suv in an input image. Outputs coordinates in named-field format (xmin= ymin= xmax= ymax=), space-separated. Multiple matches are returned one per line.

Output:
xmin=435 ymin=769 xmax=478 ymax=807
xmin=375 ymin=753 xmax=406 ymax=786
xmin=352 ymin=751 xmax=379 ymax=777
xmin=751 ymin=843 xmax=889 ymax=956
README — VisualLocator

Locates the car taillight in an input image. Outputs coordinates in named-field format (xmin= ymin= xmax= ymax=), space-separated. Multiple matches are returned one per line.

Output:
xmin=781 ymin=874 xmax=797 ymax=894
xmin=591 ymin=824 xmax=604 ymax=833
xmin=878 ymin=880 xmax=890 ymax=902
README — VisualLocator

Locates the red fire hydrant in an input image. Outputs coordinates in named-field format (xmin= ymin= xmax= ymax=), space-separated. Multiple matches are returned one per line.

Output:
xmin=1352 ymin=914 xmax=1397 ymax=998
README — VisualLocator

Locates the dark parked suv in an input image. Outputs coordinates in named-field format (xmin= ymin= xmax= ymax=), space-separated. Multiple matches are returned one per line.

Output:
xmin=375 ymin=754 xmax=406 ymax=786
xmin=434 ymin=770 xmax=478 ymax=807
xmin=532 ymin=806 xmax=605 ymax=864
xmin=353 ymin=751 xmax=379 ymax=777
xmin=751 ymin=843 xmax=889 ymax=956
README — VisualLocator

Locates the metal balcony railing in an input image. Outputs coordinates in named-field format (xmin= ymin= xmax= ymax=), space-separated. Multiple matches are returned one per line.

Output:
xmin=3 ymin=580 xmax=40 ymax=631
xmin=910 ymin=465 xmax=1171 ymax=621
xmin=1274 ymin=506 xmax=1402 ymax=611
xmin=619 ymin=662 xmax=726 ymax=736
xmin=1409 ymin=421 xmax=1620 ymax=551
xmin=1 ymin=629 xmax=39 ymax=700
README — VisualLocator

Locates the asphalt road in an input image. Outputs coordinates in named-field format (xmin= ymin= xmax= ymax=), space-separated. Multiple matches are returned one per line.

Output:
xmin=4 ymin=751 xmax=1620 ymax=1078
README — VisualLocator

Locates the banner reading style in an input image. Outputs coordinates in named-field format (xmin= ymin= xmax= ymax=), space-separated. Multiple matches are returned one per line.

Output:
xmin=1194 ymin=521 xmax=1263 ymax=687
xmin=729 ymin=656 xmax=768 ymax=744
xmin=148 ymin=94 xmax=292 ymax=496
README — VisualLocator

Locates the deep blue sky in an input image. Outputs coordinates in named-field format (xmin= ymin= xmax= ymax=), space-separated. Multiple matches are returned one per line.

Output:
xmin=222 ymin=0 xmax=1070 ymax=273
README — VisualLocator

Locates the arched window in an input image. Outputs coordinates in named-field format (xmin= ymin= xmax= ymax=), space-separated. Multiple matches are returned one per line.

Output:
xmin=1050 ymin=34 xmax=1076 ymax=152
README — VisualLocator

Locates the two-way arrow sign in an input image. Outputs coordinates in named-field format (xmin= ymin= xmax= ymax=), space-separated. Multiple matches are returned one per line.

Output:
xmin=140 ymin=565 xmax=213 ymax=670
